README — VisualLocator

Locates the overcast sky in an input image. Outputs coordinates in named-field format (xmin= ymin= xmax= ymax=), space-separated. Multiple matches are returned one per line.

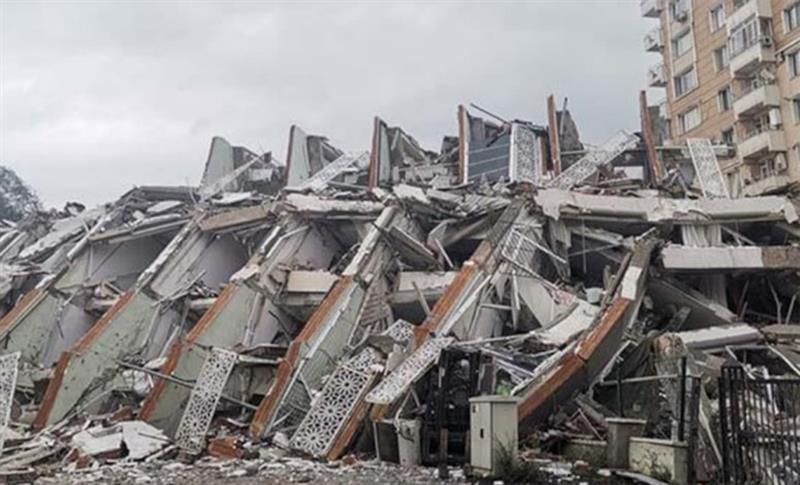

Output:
xmin=0 ymin=1 xmax=656 ymax=207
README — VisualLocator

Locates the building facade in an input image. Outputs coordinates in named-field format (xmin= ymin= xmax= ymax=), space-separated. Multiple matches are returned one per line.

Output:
xmin=642 ymin=0 xmax=800 ymax=195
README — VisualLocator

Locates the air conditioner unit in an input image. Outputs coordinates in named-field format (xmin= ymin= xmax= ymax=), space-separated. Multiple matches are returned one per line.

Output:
xmin=759 ymin=68 xmax=776 ymax=82
xmin=675 ymin=10 xmax=688 ymax=21
xmin=761 ymin=36 xmax=773 ymax=47
xmin=769 ymin=108 xmax=782 ymax=128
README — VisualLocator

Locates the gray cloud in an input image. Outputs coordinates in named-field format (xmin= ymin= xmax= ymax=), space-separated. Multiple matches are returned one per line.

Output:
xmin=1 ymin=0 xmax=656 ymax=207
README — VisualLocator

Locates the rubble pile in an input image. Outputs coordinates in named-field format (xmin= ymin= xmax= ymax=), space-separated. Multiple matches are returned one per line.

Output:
xmin=0 ymin=100 xmax=799 ymax=484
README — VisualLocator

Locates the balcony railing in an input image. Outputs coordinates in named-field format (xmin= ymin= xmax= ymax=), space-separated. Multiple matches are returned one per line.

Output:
xmin=644 ymin=26 xmax=662 ymax=52
xmin=729 ymin=36 xmax=775 ymax=75
xmin=742 ymin=173 xmax=791 ymax=196
xmin=738 ymin=128 xmax=787 ymax=159
xmin=641 ymin=0 xmax=663 ymax=18
xmin=727 ymin=0 xmax=772 ymax=31
xmin=733 ymin=83 xmax=780 ymax=118
xmin=647 ymin=63 xmax=667 ymax=87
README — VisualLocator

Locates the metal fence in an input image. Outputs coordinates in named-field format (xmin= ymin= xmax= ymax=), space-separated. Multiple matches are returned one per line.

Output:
xmin=719 ymin=364 xmax=800 ymax=484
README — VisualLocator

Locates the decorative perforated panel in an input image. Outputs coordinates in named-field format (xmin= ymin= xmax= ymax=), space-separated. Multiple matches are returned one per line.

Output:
xmin=687 ymin=138 xmax=729 ymax=198
xmin=293 ymin=152 xmax=370 ymax=192
xmin=365 ymin=337 xmax=454 ymax=405
xmin=381 ymin=319 xmax=415 ymax=346
xmin=511 ymin=124 xmax=539 ymax=184
xmin=289 ymin=348 xmax=383 ymax=457
xmin=546 ymin=132 xmax=639 ymax=190
xmin=0 ymin=352 xmax=19 ymax=456
xmin=174 ymin=347 xmax=237 ymax=454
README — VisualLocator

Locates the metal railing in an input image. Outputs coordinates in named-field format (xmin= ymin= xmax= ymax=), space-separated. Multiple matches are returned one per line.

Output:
xmin=647 ymin=63 xmax=666 ymax=85
xmin=739 ymin=126 xmax=784 ymax=146
xmin=719 ymin=364 xmax=800 ymax=484
xmin=644 ymin=26 xmax=661 ymax=50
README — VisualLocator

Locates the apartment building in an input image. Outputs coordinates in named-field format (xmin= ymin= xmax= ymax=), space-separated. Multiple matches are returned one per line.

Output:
xmin=642 ymin=0 xmax=800 ymax=195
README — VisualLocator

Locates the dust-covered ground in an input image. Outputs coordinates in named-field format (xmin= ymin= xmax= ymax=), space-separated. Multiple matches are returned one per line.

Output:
xmin=28 ymin=459 xmax=634 ymax=485
xmin=34 ymin=457 xmax=461 ymax=484
xmin=26 ymin=450 xmax=625 ymax=485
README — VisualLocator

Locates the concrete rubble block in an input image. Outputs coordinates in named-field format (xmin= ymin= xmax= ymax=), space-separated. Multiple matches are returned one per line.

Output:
xmin=628 ymin=437 xmax=688 ymax=485
xmin=606 ymin=417 xmax=646 ymax=469
xmin=71 ymin=421 xmax=169 ymax=461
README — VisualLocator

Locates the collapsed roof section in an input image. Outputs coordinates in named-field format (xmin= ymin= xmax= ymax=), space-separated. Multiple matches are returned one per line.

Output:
xmin=140 ymin=195 xmax=383 ymax=437
xmin=285 ymin=126 xmax=347 ymax=189
xmin=31 ymin=200 xmax=280 ymax=428
xmin=0 ymin=205 xmax=101 ymax=316
xmin=457 ymin=105 xmax=551 ymax=186
xmin=199 ymin=136 xmax=284 ymax=199
xmin=0 ymin=187 xmax=198 ymax=374
xmin=367 ymin=117 xmax=456 ymax=190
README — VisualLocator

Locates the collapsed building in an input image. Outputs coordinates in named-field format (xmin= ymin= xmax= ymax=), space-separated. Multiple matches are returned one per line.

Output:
xmin=0 ymin=95 xmax=799 ymax=484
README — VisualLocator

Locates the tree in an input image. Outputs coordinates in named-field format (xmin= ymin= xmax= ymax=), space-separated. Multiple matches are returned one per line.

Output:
xmin=0 ymin=166 xmax=42 ymax=221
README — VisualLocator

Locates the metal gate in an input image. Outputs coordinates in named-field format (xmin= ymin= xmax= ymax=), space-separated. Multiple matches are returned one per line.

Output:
xmin=719 ymin=364 xmax=800 ymax=484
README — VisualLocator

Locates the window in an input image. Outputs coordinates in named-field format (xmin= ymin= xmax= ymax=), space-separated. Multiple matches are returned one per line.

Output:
xmin=793 ymin=96 xmax=800 ymax=124
xmin=717 ymin=87 xmax=732 ymax=112
xmin=710 ymin=4 xmax=726 ymax=32
xmin=678 ymin=107 xmax=701 ymax=134
xmin=672 ymin=30 xmax=694 ymax=58
xmin=670 ymin=0 xmax=690 ymax=22
xmin=785 ymin=2 xmax=800 ymax=33
xmin=789 ymin=51 xmax=800 ymax=78
xmin=674 ymin=68 xmax=697 ymax=97
xmin=721 ymin=128 xmax=735 ymax=145
xmin=714 ymin=45 xmax=729 ymax=71
xmin=729 ymin=18 xmax=761 ymax=57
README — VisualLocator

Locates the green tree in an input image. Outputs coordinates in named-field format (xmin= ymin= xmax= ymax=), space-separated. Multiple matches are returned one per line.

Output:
xmin=0 ymin=166 xmax=42 ymax=221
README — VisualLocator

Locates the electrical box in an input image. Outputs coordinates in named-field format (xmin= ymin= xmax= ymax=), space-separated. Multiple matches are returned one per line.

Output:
xmin=469 ymin=396 xmax=519 ymax=476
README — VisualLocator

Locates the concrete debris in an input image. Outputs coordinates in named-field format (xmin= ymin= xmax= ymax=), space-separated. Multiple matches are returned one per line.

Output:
xmin=71 ymin=421 xmax=169 ymax=460
xmin=2 ymin=99 xmax=800 ymax=484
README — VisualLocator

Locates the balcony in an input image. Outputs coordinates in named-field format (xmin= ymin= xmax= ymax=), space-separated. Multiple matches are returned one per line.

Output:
xmin=738 ymin=129 xmax=787 ymax=160
xmin=729 ymin=39 xmax=776 ymax=76
xmin=641 ymin=0 xmax=663 ymax=18
xmin=742 ymin=174 xmax=792 ymax=196
xmin=733 ymin=84 xmax=780 ymax=118
xmin=657 ymin=98 xmax=669 ymax=119
xmin=644 ymin=26 xmax=662 ymax=52
xmin=648 ymin=63 xmax=667 ymax=88
xmin=727 ymin=0 xmax=772 ymax=33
